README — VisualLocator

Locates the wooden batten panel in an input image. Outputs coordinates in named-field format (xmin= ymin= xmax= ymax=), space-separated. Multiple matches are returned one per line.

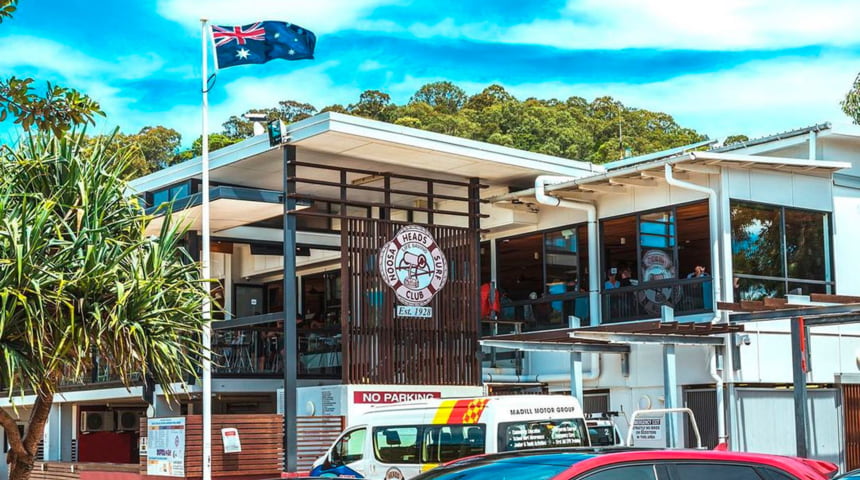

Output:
xmin=140 ymin=414 xmax=284 ymax=477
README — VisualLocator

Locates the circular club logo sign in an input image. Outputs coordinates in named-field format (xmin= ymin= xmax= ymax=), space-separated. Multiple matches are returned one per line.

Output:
xmin=378 ymin=225 xmax=448 ymax=306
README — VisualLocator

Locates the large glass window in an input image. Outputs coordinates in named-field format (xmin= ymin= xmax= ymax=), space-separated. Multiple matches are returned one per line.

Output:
xmin=422 ymin=425 xmax=486 ymax=463
xmin=731 ymin=201 xmax=832 ymax=301
xmin=496 ymin=225 xmax=590 ymax=329
xmin=600 ymin=201 xmax=711 ymax=323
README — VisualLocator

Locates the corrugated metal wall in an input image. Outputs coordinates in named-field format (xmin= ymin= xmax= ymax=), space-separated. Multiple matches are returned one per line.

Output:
xmin=734 ymin=388 xmax=841 ymax=466
xmin=583 ymin=393 xmax=609 ymax=414
xmin=684 ymin=388 xmax=719 ymax=449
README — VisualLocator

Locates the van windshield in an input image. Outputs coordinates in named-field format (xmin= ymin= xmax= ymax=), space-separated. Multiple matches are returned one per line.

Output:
xmin=498 ymin=418 xmax=588 ymax=451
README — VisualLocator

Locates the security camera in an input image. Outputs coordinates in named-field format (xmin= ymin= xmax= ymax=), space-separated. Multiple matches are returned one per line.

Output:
xmin=735 ymin=334 xmax=751 ymax=346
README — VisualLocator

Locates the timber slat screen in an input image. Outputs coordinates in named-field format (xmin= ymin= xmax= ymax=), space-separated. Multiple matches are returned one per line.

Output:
xmin=296 ymin=415 xmax=344 ymax=471
xmin=139 ymin=414 xmax=284 ymax=477
xmin=291 ymin=162 xmax=482 ymax=385
xmin=845 ymin=385 xmax=860 ymax=470
xmin=32 ymin=462 xmax=139 ymax=480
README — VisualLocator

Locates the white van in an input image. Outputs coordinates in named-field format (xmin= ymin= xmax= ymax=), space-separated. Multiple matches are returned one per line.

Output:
xmin=309 ymin=395 xmax=590 ymax=479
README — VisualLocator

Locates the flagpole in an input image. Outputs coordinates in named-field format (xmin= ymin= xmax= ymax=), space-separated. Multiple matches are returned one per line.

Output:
xmin=200 ymin=18 xmax=213 ymax=480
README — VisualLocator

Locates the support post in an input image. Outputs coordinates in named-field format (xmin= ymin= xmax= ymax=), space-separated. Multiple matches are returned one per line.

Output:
xmin=282 ymin=145 xmax=299 ymax=472
xmin=570 ymin=352 xmax=583 ymax=402
xmin=791 ymin=316 xmax=810 ymax=458
xmin=663 ymin=343 xmax=678 ymax=448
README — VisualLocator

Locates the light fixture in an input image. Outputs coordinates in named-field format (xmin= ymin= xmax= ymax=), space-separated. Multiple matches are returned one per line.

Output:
xmin=620 ymin=237 xmax=626 ymax=245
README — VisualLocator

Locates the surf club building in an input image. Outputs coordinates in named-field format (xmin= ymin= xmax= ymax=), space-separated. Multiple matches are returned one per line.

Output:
xmin=3 ymin=113 xmax=860 ymax=476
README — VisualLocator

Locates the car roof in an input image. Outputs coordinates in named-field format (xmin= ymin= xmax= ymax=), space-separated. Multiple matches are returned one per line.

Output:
xmin=444 ymin=448 xmax=836 ymax=480
xmin=561 ymin=450 xmax=837 ymax=479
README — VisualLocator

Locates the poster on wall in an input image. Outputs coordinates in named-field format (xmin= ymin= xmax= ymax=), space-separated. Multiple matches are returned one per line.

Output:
xmin=146 ymin=417 xmax=186 ymax=477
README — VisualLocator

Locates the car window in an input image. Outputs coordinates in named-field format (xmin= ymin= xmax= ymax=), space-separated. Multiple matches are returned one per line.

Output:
xmin=580 ymin=464 xmax=658 ymax=480
xmin=672 ymin=463 xmax=763 ymax=480
xmin=374 ymin=426 xmax=420 ymax=464
xmin=498 ymin=418 xmax=588 ymax=451
xmin=422 ymin=425 xmax=486 ymax=463
xmin=332 ymin=428 xmax=366 ymax=465
xmin=759 ymin=468 xmax=798 ymax=480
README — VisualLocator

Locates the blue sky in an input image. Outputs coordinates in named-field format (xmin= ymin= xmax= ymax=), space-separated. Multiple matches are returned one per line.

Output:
xmin=3 ymin=0 xmax=860 ymax=149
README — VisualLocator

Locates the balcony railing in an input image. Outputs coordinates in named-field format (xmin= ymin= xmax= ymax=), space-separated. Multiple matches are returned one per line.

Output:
xmin=212 ymin=326 xmax=341 ymax=378
xmin=496 ymin=292 xmax=590 ymax=331
xmin=601 ymin=276 xmax=713 ymax=324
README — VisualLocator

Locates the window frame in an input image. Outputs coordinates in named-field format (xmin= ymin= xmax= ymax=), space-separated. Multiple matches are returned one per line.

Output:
xmin=730 ymin=200 xmax=835 ymax=299
xmin=599 ymin=200 xmax=710 ymax=292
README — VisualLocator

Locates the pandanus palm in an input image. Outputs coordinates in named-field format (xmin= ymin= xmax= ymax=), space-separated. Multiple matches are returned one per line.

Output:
xmin=0 ymin=131 xmax=211 ymax=480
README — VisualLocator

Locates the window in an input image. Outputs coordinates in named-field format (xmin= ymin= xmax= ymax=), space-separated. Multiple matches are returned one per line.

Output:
xmin=498 ymin=418 xmax=588 ymax=451
xmin=671 ymin=463 xmax=762 ymax=480
xmin=150 ymin=181 xmax=193 ymax=207
xmin=331 ymin=428 xmax=366 ymax=466
xmin=496 ymin=225 xmax=590 ymax=329
xmin=580 ymin=464 xmax=657 ymax=480
xmin=374 ymin=426 xmax=420 ymax=464
xmin=731 ymin=202 xmax=832 ymax=301
xmin=422 ymin=425 xmax=486 ymax=463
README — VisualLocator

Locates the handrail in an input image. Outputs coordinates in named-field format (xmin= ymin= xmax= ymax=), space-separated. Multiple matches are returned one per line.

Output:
xmin=626 ymin=407 xmax=702 ymax=449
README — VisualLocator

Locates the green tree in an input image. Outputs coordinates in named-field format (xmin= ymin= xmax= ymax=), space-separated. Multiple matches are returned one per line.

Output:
xmin=0 ymin=1 xmax=103 ymax=135
xmin=190 ymin=133 xmax=243 ymax=156
xmin=724 ymin=134 xmax=749 ymax=146
xmin=135 ymin=125 xmax=182 ymax=168
xmin=0 ymin=131 xmax=212 ymax=480
xmin=409 ymin=81 xmax=467 ymax=115
xmin=841 ymin=71 xmax=860 ymax=124
xmin=349 ymin=90 xmax=394 ymax=121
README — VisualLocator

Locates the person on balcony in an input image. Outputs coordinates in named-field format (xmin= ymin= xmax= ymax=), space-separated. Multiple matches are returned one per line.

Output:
xmin=604 ymin=268 xmax=620 ymax=289
xmin=687 ymin=265 xmax=709 ymax=278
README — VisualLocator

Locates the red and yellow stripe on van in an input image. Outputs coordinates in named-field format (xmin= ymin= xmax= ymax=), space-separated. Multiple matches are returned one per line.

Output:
xmin=431 ymin=398 xmax=490 ymax=424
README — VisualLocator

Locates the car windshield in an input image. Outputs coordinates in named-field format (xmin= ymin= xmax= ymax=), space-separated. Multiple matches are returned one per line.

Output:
xmin=413 ymin=452 xmax=594 ymax=480
xmin=588 ymin=425 xmax=615 ymax=446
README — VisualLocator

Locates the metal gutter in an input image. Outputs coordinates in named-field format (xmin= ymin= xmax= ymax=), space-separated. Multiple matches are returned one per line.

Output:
xmin=488 ymin=151 xmax=851 ymax=203
xmin=602 ymin=138 xmax=716 ymax=170
xmin=711 ymin=122 xmax=831 ymax=153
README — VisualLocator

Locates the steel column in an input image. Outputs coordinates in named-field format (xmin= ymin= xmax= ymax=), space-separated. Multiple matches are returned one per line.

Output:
xmin=791 ymin=316 xmax=810 ymax=458
xmin=663 ymin=343 xmax=678 ymax=448
xmin=282 ymin=145 xmax=298 ymax=472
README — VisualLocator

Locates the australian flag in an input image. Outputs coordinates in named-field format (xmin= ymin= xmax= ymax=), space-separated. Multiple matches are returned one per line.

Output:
xmin=211 ymin=21 xmax=316 ymax=69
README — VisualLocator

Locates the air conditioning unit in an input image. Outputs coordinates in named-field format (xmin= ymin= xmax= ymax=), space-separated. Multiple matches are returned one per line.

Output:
xmin=80 ymin=412 xmax=114 ymax=433
xmin=115 ymin=410 xmax=144 ymax=432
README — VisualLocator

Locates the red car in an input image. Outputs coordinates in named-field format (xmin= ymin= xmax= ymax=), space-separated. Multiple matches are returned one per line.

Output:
xmin=410 ymin=447 xmax=839 ymax=480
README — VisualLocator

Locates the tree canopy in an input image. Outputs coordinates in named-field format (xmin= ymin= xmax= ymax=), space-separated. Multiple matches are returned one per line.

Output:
xmin=842 ymin=71 xmax=860 ymax=125
xmin=218 ymin=83 xmax=706 ymax=165
xmin=0 ymin=1 xmax=102 ymax=136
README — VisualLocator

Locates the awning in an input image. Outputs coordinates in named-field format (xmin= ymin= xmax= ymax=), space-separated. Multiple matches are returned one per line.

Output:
xmin=480 ymin=319 xmax=743 ymax=352
xmin=144 ymin=186 xmax=283 ymax=236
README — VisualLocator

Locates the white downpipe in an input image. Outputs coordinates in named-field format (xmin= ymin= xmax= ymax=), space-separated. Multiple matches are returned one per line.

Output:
xmin=663 ymin=165 xmax=721 ymax=313
xmin=709 ymin=347 xmax=727 ymax=444
xmin=534 ymin=176 xmax=600 ymax=324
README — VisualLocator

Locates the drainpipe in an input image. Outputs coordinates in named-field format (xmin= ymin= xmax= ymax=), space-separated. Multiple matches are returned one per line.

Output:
xmin=710 ymin=347 xmax=727 ymax=444
xmin=663 ymin=164 xmax=721 ymax=315
xmin=666 ymin=163 xmax=728 ymax=445
xmin=534 ymin=176 xmax=600 ymax=324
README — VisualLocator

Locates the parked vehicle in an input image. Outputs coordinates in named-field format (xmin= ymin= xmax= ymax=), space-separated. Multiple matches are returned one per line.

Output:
xmin=586 ymin=415 xmax=624 ymax=447
xmin=310 ymin=395 xmax=590 ymax=479
xmin=410 ymin=447 xmax=840 ymax=480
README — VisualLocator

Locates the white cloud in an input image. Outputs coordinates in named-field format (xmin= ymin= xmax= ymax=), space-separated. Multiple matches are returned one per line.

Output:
xmin=394 ymin=0 xmax=860 ymax=51
xmin=358 ymin=59 xmax=385 ymax=71
xmin=155 ymin=0 xmax=403 ymax=34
